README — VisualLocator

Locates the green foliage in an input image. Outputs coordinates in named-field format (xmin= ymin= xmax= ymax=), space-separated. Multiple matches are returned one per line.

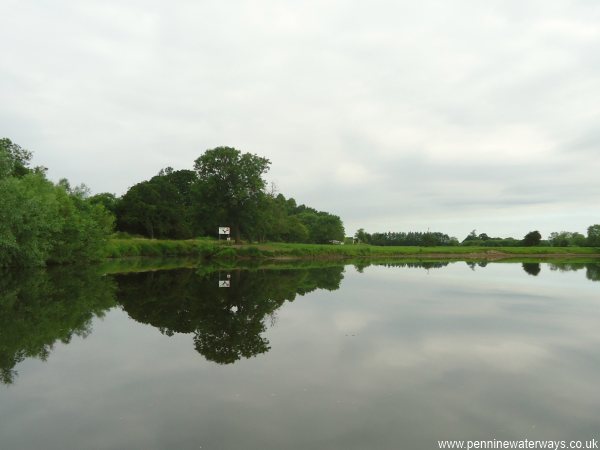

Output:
xmin=214 ymin=247 xmax=237 ymax=260
xmin=104 ymin=238 xmax=214 ymax=259
xmin=0 ymin=139 xmax=114 ymax=267
xmin=103 ymin=238 xmax=600 ymax=262
xmin=548 ymin=231 xmax=587 ymax=247
xmin=0 ymin=174 xmax=63 ymax=266
xmin=117 ymin=169 xmax=197 ymax=239
xmin=112 ymin=147 xmax=344 ymax=245
xmin=460 ymin=230 xmax=520 ymax=247
xmin=248 ymin=193 xmax=310 ymax=243
xmin=587 ymin=224 xmax=600 ymax=247
xmin=355 ymin=229 xmax=457 ymax=246
xmin=354 ymin=228 xmax=370 ymax=244
xmin=522 ymin=230 xmax=542 ymax=247
xmin=0 ymin=138 xmax=33 ymax=178
xmin=48 ymin=184 xmax=114 ymax=264
xmin=296 ymin=210 xmax=345 ymax=243
xmin=372 ymin=231 xmax=455 ymax=246
xmin=89 ymin=192 xmax=119 ymax=215
xmin=461 ymin=237 xmax=521 ymax=247
xmin=194 ymin=147 xmax=270 ymax=242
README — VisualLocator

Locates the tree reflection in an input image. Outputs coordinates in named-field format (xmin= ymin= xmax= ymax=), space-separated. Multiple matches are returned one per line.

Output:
xmin=548 ymin=262 xmax=600 ymax=282
xmin=115 ymin=266 xmax=345 ymax=364
xmin=3 ymin=259 xmax=596 ymax=384
xmin=353 ymin=261 xmax=451 ymax=272
xmin=522 ymin=262 xmax=541 ymax=276
xmin=586 ymin=264 xmax=600 ymax=281
xmin=0 ymin=268 xmax=116 ymax=384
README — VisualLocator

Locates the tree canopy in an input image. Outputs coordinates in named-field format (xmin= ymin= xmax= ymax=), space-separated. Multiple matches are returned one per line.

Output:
xmin=587 ymin=225 xmax=600 ymax=247
xmin=117 ymin=170 xmax=196 ymax=239
xmin=113 ymin=146 xmax=345 ymax=244
xmin=193 ymin=147 xmax=271 ymax=242
xmin=522 ymin=230 xmax=542 ymax=247
xmin=0 ymin=139 xmax=114 ymax=267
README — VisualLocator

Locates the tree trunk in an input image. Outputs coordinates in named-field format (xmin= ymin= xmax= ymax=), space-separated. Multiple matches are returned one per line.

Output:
xmin=234 ymin=223 xmax=241 ymax=244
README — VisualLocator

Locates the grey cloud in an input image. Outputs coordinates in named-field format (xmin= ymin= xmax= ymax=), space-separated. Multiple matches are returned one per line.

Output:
xmin=1 ymin=0 xmax=599 ymax=238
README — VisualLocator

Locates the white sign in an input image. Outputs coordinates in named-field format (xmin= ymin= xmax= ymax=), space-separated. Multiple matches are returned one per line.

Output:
xmin=218 ymin=227 xmax=230 ymax=235
xmin=219 ymin=280 xmax=230 ymax=288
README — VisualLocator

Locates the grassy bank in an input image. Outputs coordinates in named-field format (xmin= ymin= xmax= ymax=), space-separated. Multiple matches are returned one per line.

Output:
xmin=103 ymin=238 xmax=600 ymax=261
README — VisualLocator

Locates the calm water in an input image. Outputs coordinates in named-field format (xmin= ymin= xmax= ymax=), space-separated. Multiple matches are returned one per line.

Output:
xmin=1 ymin=261 xmax=599 ymax=449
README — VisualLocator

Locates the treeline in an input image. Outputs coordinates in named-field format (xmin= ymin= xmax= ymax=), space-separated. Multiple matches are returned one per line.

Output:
xmin=0 ymin=139 xmax=113 ymax=267
xmin=461 ymin=228 xmax=600 ymax=247
xmin=355 ymin=230 xmax=458 ymax=246
xmin=354 ymin=227 xmax=600 ymax=247
xmin=94 ymin=146 xmax=344 ymax=244
xmin=1 ymin=140 xmax=345 ymax=267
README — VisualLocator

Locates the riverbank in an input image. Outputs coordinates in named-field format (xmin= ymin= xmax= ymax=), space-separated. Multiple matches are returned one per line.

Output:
xmin=103 ymin=238 xmax=600 ymax=261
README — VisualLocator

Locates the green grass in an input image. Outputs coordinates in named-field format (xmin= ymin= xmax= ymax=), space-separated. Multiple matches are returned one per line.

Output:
xmin=103 ymin=238 xmax=600 ymax=262
xmin=103 ymin=238 xmax=214 ymax=258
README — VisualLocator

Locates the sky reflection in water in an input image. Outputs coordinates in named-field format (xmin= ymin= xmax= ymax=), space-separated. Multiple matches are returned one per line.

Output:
xmin=0 ymin=261 xmax=598 ymax=450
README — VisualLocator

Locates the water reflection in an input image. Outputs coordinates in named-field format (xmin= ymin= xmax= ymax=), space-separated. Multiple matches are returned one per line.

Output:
xmin=0 ymin=267 xmax=116 ymax=384
xmin=549 ymin=262 xmax=600 ymax=281
xmin=1 ymin=261 xmax=599 ymax=386
xmin=522 ymin=262 xmax=541 ymax=276
xmin=1 ymin=260 xmax=600 ymax=449
xmin=0 ymin=264 xmax=346 ymax=383
xmin=115 ymin=266 xmax=345 ymax=364
xmin=466 ymin=261 xmax=489 ymax=270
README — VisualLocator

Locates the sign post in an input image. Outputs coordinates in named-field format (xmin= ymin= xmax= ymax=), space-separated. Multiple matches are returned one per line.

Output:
xmin=218 ymin=227 xmax=230 ymax=242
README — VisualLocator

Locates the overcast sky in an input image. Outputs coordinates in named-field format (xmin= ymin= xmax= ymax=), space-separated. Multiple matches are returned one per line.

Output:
xmin=1 ymin=0 xmax=599 ymax=238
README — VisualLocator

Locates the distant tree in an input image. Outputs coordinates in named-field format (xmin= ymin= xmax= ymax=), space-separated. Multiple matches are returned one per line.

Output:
xmin=354 ymin=228 xmax=370 ymax=244
xmin=548 ymin=232 xmax=568 ymax=247
xmin=522 ymin=230 xmax=542 ymax=246
xmin=587 ymin=224 xmax=600 ymax=246
xmin=462 ymin=230 xmax=478 ymax=243
xmin=194 ymin=147 xmax=270 ymax=243
xmin=297 ymin=210 xmax=345 ymax=243
xmin=448 ymin=237 xmax=460 ymax=246
xmin=366 ymin=230 xmax=454 ymax=246
xmin=248 ymin=193 xmax=309 ymax=243
xmin=548 ymin=231 xmax=586 ymax=247
xmin=572 ymin=232 xmax=587 ymax=247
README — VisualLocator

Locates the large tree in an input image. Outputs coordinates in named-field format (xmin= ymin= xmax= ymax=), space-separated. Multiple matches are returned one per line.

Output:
xmin=587 ymin=224 xmax=600 ymax=247
xmin=522 ymin=230 xmax=542 ymax=246
xmin=194 ymin=147 xmax=270 ymax=243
